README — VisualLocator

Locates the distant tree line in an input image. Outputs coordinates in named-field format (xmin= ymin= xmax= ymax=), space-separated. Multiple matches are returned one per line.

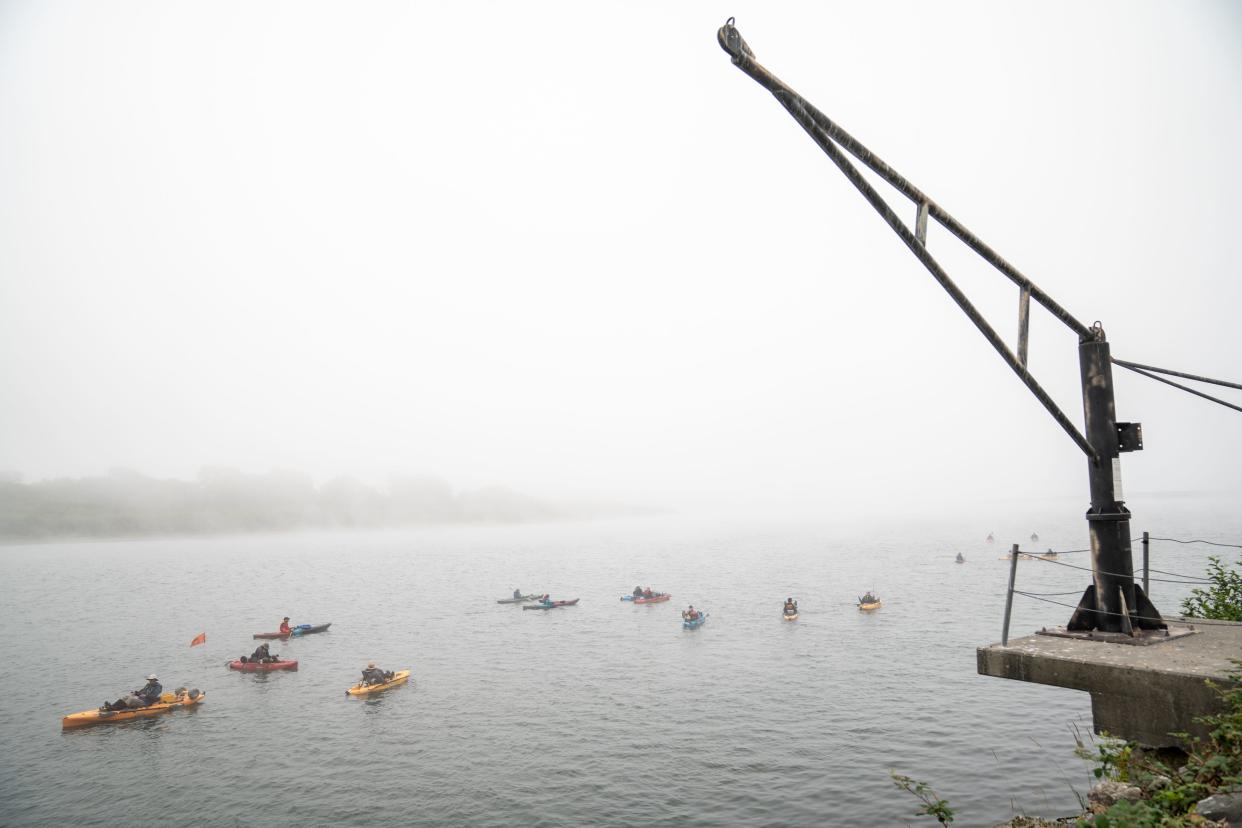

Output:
xmin=0 ymin=468 xmax=572 ymax=541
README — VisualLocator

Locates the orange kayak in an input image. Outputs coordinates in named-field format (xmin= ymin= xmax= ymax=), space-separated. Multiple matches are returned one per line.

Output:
xmin=62 ymin=690 xmax=205 ymax=729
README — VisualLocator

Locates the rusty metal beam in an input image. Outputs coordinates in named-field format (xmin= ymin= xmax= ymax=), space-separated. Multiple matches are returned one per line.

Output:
xmin=717 ymin=20 xmax=1093 ymax=341
xmin=717 ymin=20 xmax=1095 ymax=460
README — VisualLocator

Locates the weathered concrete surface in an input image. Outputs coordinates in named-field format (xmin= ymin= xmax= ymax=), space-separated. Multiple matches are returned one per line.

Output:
xmin=977 ymin=622 xmax=1242 ymax=747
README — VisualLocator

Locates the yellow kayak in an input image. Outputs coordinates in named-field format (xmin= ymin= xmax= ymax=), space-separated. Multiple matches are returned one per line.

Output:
xmin=346 ymin=670 xmax=410 ymax=696
xmin=859 ymin=601 xmax=882 ymax=611
xmin=783 ymin=612 xmax=799 ymax=621
xmin=62 ymin=690 xmax=205 ymax=729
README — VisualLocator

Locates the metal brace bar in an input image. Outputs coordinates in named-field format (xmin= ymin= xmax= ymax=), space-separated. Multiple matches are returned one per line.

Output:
xmin=717 ymin=21 xmax=1093 ymax=341
xmin=760 ymin=86 xmax=1096 ymax=459
xmin=915 ymin=201 xmax=929 ymax=246
xmin=1018 ymin=286 xmax=1031 ymax=368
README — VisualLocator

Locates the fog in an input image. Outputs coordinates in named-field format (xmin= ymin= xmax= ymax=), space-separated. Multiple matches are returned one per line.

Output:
xmin=1 ymin=1 xmax=1239 ymax=524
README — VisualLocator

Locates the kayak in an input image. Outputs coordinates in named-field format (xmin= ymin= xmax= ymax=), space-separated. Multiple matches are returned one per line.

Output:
xmin=228 ymin=659 xmax=298 ymax=672
xmin=346 ymin=669 xmax=410 ymax=696
xmin=522 ymin=598 xmax=580 ymax=610
xmin=634 ymin=594 xmax=670 ymax=604
xmin=859 ymin=601 xmax=882 ymax=611
xmin=62 ymin=689 xmax=205 ymax=729
xmin=682 ymin=613 xmax=708 ymax=630
xmin=783 ymin=612 xmax=799 ymax=621
xmin=497 ymin=594 xmax=541 ymax=604
xmin=253 ymin=622 xmax=331 ymax=639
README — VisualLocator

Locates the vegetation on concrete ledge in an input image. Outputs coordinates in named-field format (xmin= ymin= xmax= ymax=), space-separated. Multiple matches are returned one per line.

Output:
xmin=898 ymin=562 xmax=1242 ymax=826
xmin=1181 ymin=556 xmax=1242 ymax=622
xmin=1073 ymin=663 xmax=1242 ymax=826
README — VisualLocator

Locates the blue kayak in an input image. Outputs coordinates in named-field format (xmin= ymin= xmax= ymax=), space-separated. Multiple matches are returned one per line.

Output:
xmin=682 ymin=612 xmax=708 ymax=630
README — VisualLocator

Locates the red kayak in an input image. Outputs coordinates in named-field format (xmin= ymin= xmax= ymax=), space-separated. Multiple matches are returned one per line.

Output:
xmin=228 ymin=660 xmax=298 ymax=672
xmin=634 ymin=593 xmax=671 ymax=604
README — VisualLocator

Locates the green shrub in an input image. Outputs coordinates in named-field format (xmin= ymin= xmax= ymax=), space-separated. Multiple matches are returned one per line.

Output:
xmin=1181 ymin=556 xmax=1242 ymax=622
xmin=1080 ymin=662 xmax=1242 ymax=826
xmin=890 ymin=771 xmax=954 ymax=824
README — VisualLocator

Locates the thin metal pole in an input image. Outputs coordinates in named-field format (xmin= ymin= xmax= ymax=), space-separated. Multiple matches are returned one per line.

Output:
xmin=1002 ymin=544 xmax=1020 ymax=646
xmin=1017 ymin=286 xmax=1031 ymax=368
xmin=1143 ymin=531 xmax=1150 ymax=596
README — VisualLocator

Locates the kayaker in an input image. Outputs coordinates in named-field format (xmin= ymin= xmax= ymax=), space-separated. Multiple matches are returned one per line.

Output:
xmin=784 ymin=597 xmax=798 ymax=614
xmin=633 ymin=586 xmax=643 ymax=598
xmin=643 ymin=587 xmax=654 ymax=598
xmin=860 ymin=592 xmax=877 ymax=605
xmin=279 ymin=617 xmax=291 ymax=635
xmin=513 ymin=589 xmax=522 ymax=600
xmin=361 ymin=662 xmax=393 ymax=686
xmin=682 ymin=605 xmax=700 ymax=621
xmin=104 ymin=674 xmax=162 ymax=711
xmin=246 ymin=643 xmax=277 ymax=664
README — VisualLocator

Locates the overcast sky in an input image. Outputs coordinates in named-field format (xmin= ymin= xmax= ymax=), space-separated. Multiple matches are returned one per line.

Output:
xmin=1 ymin=1 xmax=1239 ymax=515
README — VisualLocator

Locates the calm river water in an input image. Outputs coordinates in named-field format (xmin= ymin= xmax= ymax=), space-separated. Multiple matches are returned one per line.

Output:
xmin=1 ymin=501 xmax=1236 ymax=827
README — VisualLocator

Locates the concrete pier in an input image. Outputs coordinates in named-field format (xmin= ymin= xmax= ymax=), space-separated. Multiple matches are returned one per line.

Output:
xmin=977 ymin=622 xmax=1242 ymax=748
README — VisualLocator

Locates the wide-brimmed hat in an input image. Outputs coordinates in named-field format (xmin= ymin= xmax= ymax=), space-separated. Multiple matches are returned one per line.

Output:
xmin=146 ymin=674 xmax=158 ymax=681
xmin=367 ymin=662 xmax=375 ymax=668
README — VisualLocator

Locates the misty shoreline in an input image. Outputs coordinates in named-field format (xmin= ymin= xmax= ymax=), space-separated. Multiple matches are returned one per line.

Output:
xmin=0 ymin=469 xmax=651 ymax=544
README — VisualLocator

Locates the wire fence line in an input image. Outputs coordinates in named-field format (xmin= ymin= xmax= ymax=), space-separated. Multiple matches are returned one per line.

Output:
xmin=1016 ymin=552 xmax=1212 ymax=584
xmin=1012 ymin=590 xmax=1242 ymax=628
xmin=998 ymin=532 xmax=1240 ymax=643
xmin=1148 ymin=536 xmax=1242 ymax=550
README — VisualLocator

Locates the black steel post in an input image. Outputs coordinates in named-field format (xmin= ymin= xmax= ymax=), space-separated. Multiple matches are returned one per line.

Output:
xmin=1142 ymin=531 xmax=1150 ymax=596
xmin=1079 ymin=326 xmax=1135 ymax=632
xmin=1002 ymin=543 xmax=1020 ymax=646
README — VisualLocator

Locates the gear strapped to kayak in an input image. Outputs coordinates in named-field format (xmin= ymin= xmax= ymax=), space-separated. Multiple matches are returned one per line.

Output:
xmin=64 ymin=689 xmax=204 ymax=729
xmin=346 ymin=669 xmax=410 ymax=696
xmin=253 ymin=622 xmax=331 ymax=639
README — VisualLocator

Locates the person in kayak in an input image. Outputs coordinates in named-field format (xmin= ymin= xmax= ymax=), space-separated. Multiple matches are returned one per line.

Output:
xmin=784 ymin=597 xmax=798 ymax=614
xmin=279 ymin=617 xmax=291 ymax=635
xmin=682 ymin=605 xmax=700 ymax=621
xmin=103 ymin=674 xmax=162 ymax=711
xmin=513 ymin=589 xmax=522 ymax=600
xmin=244 ymin=643 xmax=278 ymax=664
xmin=859 ymin=591 xmax=878 ymax=605
xmin=633 ymin=586 xmax=643 ymax=598
xmin=361 ymin=663 xmax=394 ymax=686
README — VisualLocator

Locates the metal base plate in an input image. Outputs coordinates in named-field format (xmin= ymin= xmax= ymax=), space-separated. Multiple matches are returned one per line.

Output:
xmin=1036 ymin=625 xmax=1198 ymax=646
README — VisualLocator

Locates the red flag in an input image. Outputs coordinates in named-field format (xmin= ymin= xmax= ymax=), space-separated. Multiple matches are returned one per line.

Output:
xmin=190 ymin=632 xmax=206 ymax=647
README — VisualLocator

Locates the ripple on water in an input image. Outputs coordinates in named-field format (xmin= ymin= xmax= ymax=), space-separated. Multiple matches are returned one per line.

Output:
xmin=2 ymin=510 xmax=1231 ymax=827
